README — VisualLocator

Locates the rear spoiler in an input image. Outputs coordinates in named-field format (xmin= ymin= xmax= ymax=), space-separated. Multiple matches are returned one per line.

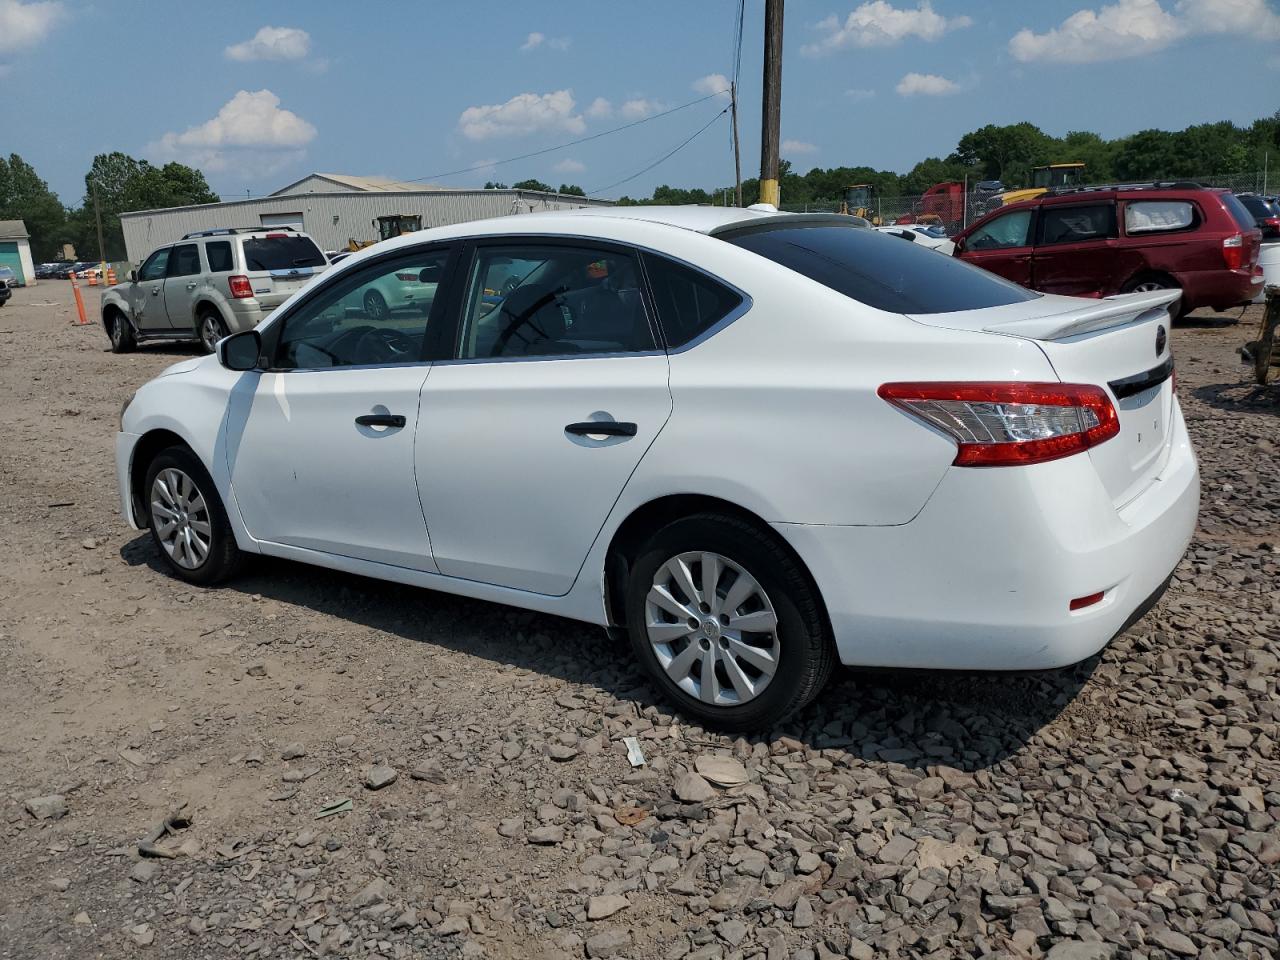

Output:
xmin=982 ymin=289 xmax=1180 ymax=341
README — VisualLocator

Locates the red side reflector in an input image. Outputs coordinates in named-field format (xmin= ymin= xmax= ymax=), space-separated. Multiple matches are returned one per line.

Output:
xmin=1069 ymin=591 xmax=1105 ymax=611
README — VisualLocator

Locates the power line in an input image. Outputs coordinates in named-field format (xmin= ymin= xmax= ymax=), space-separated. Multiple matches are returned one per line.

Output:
xmin=732 ymin=0 xmax=746 ymax=88
xmin=588 ymin=107 xmax=730 ymax=197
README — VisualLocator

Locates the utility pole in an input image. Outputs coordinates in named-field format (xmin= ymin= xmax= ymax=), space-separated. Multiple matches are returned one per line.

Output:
xmin=758 ymin=0 xmax=784 ymax=208
xmin=731 ymin=81 xmax=743 ymax=207
xmin=91 ymin=178 xmax=106 ymax=264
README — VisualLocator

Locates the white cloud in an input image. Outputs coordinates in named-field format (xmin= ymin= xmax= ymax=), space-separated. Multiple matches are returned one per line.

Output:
xmin=148 ymin=89 xmax=316 ymax=172
xmin=802 ymin=1 xmax=972 ymax=56
xmin=1176 ymin=0 xmax=1280 ymax=37
xmin=782 ymin=139 xmax=819 ymax=155
xmin=844 ymin=87 xmax=876 ymax=100
xmin=458 ymin=90 xmax=585 ymax=140
xmin=586 ymin=97 xmax=613 ymax=119
xmin=0 ymin=0 xmax=64 ymax=53
xmin=553 ymin=158 xmax=586 ymax=174
xmin=521 ymin=30 xmax=570 ymax=51
xmin=620 ymin=97 xmax=664 ymax=120
xmin=692 ymin=73 xmax=732 ymax=98
xmin=225 ymin=25 xmax=311 ymax=61
xmin=895 ymin=72 xmax=960 ymax=95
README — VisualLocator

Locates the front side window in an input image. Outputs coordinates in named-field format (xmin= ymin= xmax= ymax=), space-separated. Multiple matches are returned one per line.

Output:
xmin=1124 ymin=200 xmax=1196 ymax=234
xmin=166 ymin=244 xmax=201 ymax=277
xmin=205 ymin=241 xmax=233 ymax=273
xmin=274 ymin=249 xmax=452 ymax=369
xmin=722 ymin=223 xmax=1037 ymax=315
xmin=642 ymin=253 xmax=743 ymax=348
xmin=242 ymin=235 xmax=326 ymax=271
xmin=966 ymin=210 xmax=1034 ymax=250
xmin=458 ymin=244 xmax=654 ymax=359
xmin=139 ymin=248 xmax=170 ymax=282
xmin=1039 ymin=204 xmax=1116 ymax=245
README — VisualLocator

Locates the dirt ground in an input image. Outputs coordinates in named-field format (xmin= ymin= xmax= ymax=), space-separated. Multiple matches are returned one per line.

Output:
xmin=0 ymin=282 xmax=1276 ymax=960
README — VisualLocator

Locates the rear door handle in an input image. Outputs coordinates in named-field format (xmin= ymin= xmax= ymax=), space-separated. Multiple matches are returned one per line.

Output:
xmin=565 ymin=421 xmax=637 ymax=437
xmin=355 ymin=414 xmax=406 ymax=428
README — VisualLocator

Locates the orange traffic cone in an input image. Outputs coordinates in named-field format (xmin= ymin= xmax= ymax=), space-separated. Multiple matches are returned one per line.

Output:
xmin=105 ymin=268 xmax=117 ymax=285
xmin=87 ymin=270 xmax=98 ymax=287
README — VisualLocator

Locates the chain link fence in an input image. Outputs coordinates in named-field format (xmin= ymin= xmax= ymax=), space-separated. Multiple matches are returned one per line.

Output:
xmin=780 ymin=170 xmax=1272 ymax=235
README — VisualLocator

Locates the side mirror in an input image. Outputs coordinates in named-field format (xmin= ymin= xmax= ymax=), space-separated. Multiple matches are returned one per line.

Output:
xmin=127 ymin=269 xmax=139 ymax=282
xmin=953 ymin=235 xmax=966 ymax=253
xmin=217 ymin=329 xmax=262 ymax=371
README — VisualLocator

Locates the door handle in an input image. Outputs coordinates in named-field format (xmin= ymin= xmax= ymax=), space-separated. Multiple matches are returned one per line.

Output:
xmin=151 ymin=288 xmax=161 ymax=295
xmin=565 ymin=421 xmax=637 ymax=437
xmin=186 ymin=282 xmax=197 ymax=289
xmin=355 ymin=414 xmax=406 ymax=428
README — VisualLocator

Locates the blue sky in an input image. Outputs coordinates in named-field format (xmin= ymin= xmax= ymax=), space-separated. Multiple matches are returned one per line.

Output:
xmin=4 ymin=0 xmax=1279 ymax=205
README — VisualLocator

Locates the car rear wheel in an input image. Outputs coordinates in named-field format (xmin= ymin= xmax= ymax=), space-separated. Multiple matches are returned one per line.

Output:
xmin=625 ymin=513 xmax=834 ymax=731
xmin=1123 ymin=275 xmax=1186 ymax=319
xmin=108 ymin=313 xmax=136 ymax=353
xmin=145 ymin=447 xmax=242 ymax=585
xmin=199 ymin=311 xmax=228 ymax=354
xmin=363 ymin=289 xmax=389 ymax=321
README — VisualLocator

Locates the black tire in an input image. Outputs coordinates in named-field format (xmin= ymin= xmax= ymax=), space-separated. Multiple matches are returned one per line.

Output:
xmin=624 ymin=513 xmax=834 ymax=731
xmin=143 ymin=446 xmax=242 ymax=586
xmin=363 ymin=289 xmax=389 ymax=321
xmin=198 ymin=310 xmax=229 ymax=354
xmin=108 ymin=312 xmax=136 ymax=353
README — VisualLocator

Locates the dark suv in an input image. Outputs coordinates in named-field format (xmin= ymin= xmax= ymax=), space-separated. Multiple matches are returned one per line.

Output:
xmin=952 ymin=184 xmax=1263 ymax=317
xmin=1236 ymin=193 xmax=1280 ymax=239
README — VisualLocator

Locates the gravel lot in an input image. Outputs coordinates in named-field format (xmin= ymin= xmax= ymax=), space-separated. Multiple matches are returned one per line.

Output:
xmin=0 ymin=283 xmax=1276 ymax=960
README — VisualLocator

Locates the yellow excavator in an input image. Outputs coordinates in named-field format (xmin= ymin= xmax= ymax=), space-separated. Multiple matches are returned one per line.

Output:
xmin=347 ymin=214 xmax=423 ymax=252
xmin=1000 ymin=163 xmax=1086 ymax=205
xmin=838 ymin=185 xmax=882 ymax=224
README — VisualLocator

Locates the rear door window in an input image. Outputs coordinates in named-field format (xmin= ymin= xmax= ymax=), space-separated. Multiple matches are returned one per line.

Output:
xmin=205 ymin=241 xmax=233 ymax=273
xmin=1038 ymin=204 xmax=1116 ymax=245
xmin=241 ymin=235 xmax=326 ymax=271
xmin=642 ymin=253 xmax=743 ymax=348
xmin=720 ymin=223 xmax=1037 ymax=314
xmin=1124 ymin=200 xmax=1196 ymax=234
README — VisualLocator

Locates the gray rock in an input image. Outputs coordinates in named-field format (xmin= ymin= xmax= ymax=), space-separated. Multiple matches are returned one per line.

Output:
xmin=585 ymin=929 xmax=632 ymax=958
xmin=1151 ymin=928 xmax=1198 ymax=956
xmin=25 ymin=795 xmax=67 ymax=820
xmin=129 ymin=861 xmax=157 ymax=883
xmin=364 ymin=765 xmax=398 ymax=790
xmin=673 ymin=771 xmax=716 ymax=803
xmin=1045 ymin=944 xmax=1115 ymax=960
xmin=280 ymin=741 xmax=307 ymax=760
xmin=349 ymin=877 xmax=388 ymax=908
xmin=586 ymin=895 xmax=629 ymax=920
xmin=528 ymin=825 xmax=565 ymax=845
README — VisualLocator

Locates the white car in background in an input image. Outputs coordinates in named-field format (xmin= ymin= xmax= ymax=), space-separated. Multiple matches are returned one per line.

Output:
xmin=115 ymin=207 xmax=1198 ymax=730
xmin=876 ymin=224 xmax=955 ymax=254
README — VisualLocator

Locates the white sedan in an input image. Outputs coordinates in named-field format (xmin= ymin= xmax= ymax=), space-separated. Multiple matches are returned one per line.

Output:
xmin=115 ymin=206 xmax=1199 ymax=730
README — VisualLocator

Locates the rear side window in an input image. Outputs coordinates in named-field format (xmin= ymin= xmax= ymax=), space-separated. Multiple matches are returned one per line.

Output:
xmin=642 ymin=253 xmax=743 ymax=348
xmin=1220 ymin=193 xmax=1261 ymax=232
xmin=205 ymin=241 xmax=233 ymax=272
xmin=722 ymin=224 xmax=1037 ymax=314
xmin=241 ymin=235 xmax=326 ymax=271
xmin=1125 ymin=200 xmax=1195 ymax=234
xmin=1039 ymin=204 xmax=1116 ymax=245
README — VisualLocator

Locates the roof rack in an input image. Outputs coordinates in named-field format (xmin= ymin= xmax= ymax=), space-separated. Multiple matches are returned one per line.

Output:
xmin=1047 ymin=181 xmax=1209 ymax=197
xmin=180 ymin=226 xmax=298 ymax=240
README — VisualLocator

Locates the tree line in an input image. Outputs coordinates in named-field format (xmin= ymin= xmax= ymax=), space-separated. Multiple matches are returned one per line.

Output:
xmin=3 ymin=112 xmax=1276 ymax=262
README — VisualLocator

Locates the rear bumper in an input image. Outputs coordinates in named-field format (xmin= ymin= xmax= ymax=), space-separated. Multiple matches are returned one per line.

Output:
xmin=774 ymin=401 xmax=1199 ymax=671
xmin=1176 ymin=268 xmax=1262 ymax=310
xmin=226 ymin=300 xmax=269 ymax=333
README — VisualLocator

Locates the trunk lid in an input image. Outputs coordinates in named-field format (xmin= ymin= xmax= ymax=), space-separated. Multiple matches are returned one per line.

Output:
xmin=910 ymin=290 xmax=1179 ymax=508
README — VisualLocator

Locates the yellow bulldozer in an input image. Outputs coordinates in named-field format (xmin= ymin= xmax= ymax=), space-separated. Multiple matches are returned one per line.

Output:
xmin=838 ymin=184 xmax=882 ymax=224
xmin=347 ymin=214 xmax=423 ymax=252
xmin=1000 ymin=163 xmax=1086 ymax=205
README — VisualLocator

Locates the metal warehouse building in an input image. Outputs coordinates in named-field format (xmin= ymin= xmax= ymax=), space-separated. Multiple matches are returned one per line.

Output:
xmin=119 ymin=173 xmax=613 ymax=264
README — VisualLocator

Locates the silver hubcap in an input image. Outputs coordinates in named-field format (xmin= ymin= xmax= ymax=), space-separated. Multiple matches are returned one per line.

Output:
xmin=1132 ymin=281 xmax=1166 ymax=292
xmin=202 ymin=317 xmax=221 ymax=349
xmin=365 ymin=293 xmax=386 ymax=320
xmin=151 ymin=468 xmax=212 ymax=569
xmin=645 ymin=551 xmax=780 ymax=707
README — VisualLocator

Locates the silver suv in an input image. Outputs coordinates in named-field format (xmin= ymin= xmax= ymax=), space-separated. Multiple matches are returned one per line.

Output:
xmin=101 ymin=227 xmax=328 ymax=353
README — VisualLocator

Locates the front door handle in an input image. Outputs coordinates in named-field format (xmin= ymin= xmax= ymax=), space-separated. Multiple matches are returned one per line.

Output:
xmin=355 ymin=414 xmax=406 ymax=428
xmin=565 ymin=421 xmax=637 ymax=437
xmin=151 ymin=288 xmax=161 ymax=295
xmin=186 ymin=282 xmax=197 ymax=290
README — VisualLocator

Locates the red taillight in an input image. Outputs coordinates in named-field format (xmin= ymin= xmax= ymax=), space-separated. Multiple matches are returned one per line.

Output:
xmin=265 ymin=232 xmax=288 ymax=238
xmin=228 ymin=275 xmax=253 ymax=299
xmin=1223 ymin=234 xmax=1244 ymax=270
xmin=878 ymin=381 xmax=1120 ymax=467
xmin=395 ymin=271 xmax=419 ymax=282
xmin=1070 ymin=591 xmax=1105 ymax=611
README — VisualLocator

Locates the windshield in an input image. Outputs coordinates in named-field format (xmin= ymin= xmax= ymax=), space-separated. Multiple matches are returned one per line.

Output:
xmin=241 ymin=235 xmax=326 ymax=271
xmin=721 ymin=223 xmax=1037 ymax=314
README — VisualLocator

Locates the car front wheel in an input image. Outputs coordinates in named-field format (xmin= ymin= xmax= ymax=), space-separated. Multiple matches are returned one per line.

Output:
xmin=625 ymin=513 xmax=834 ymax=731
xmin=145 ymin=447 xmax=242 ymax=585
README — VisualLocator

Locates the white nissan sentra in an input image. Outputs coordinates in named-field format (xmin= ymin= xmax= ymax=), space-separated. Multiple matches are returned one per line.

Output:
xmin=115 ymin=207 xmax=1199 ymax=730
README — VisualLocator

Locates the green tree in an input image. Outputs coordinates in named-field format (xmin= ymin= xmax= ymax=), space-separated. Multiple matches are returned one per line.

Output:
xmin=511 ymin=178 xmax=553 ymax=192
xmin=954 ymin=122 xmax=1054 ymax=184
xmin=0 ymin=154 xmax=68 ymax=261
xmin=557 ymin=183 xmax=586 ymax=196
xmin=1112 ymin=129 xmax=1181 ymax=181
xmin=483 ymin=181 xmax=509 ymax=189
xmin=79 ymin=152 xmax=218 ymax=259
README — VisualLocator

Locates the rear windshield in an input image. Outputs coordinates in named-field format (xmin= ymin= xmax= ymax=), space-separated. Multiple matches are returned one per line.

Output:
xmin=1238 ymin=195 xmax=1279 ymax=217
xmin=1220 ymin=193 xmax=1260 ymax=233
xmin=721 ymin=224 xmax=1037 ymax=314
xmin=241 ymin=235 xmax=326 ymax=271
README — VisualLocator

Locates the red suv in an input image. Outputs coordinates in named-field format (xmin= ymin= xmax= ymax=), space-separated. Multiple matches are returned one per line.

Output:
xmin=952 ymin=184 xmax=1263 ymax=317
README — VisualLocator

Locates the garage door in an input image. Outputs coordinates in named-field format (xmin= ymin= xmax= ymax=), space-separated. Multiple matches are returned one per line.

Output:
xmin=260 ymin=212 xmax=304 ymax=231
xmin=0 ymin=242 xmax=23 ymax=284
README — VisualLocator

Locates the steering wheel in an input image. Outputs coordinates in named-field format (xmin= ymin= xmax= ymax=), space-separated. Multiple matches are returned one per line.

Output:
xmin=353 ymin=327 xmax=415 ymax=364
